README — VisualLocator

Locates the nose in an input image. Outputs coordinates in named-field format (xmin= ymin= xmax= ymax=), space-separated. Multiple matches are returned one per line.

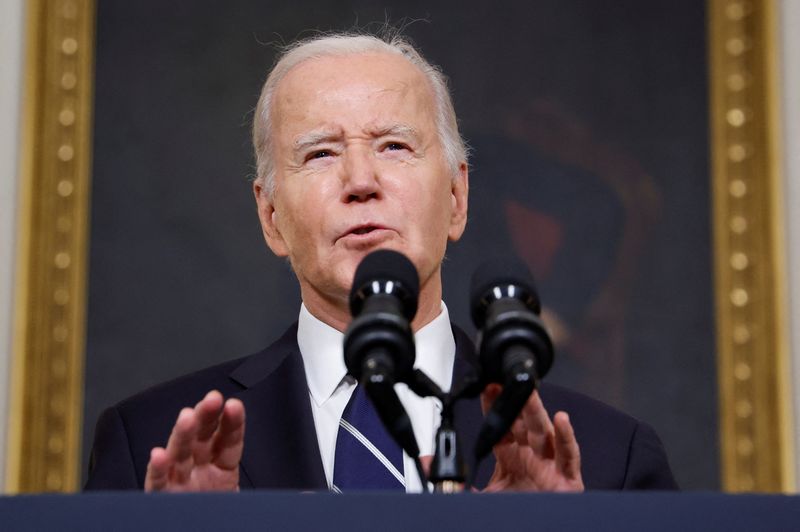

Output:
xmin=340 ymin=147 xmax=381 ymax=203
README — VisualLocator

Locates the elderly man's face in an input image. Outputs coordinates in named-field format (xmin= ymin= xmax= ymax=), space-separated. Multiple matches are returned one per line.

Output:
xmin=255 ymin=52 xmax=468 ymax=325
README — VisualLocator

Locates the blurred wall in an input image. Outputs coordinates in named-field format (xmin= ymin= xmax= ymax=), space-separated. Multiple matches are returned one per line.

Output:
xmin=0 ymin=0 xmax=26 ymax=494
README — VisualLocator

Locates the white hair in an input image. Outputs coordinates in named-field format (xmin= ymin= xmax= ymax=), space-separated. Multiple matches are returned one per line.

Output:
xmin=252 ymin=32 xmax=468 ymax=197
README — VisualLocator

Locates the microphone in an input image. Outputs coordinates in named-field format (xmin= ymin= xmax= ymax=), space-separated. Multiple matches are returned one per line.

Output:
xmin=343 ymin=249 xmax=422 ymax=462
xmin=470 ymin=257 xmax=554 ymax=463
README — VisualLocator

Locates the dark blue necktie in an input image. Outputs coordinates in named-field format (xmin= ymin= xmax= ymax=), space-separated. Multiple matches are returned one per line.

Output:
xmin=331 ymin=384 xmax=405 ymax=492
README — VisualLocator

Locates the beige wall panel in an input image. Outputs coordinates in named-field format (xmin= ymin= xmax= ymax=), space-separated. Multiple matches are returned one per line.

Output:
xmin=0 ymin=0 xmax=26 ymax=494
xmin=779 ymin=0 xmax=800 ymax=490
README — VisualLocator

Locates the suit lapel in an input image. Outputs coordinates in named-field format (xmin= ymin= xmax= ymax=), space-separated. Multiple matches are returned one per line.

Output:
xmin=451 ymin=325 xmax=496 ymax=488
xmin=229 ymin=324 xmax=327 ymax=490
xmin=227 ymin=322 xmax=491 ymax=490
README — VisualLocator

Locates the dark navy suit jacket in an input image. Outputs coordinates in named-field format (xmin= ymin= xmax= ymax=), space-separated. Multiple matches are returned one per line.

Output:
xmin=85 ymin=324 xmax=678 ymax=490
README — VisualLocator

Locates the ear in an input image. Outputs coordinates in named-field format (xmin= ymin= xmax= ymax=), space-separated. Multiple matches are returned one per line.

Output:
xmin=447 ymin=162 xmax=469 ymax=242
xmin=253 ymin=180 xmax=289 ymax=257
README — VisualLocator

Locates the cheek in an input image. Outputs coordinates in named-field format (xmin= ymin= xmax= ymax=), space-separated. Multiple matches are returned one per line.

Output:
xmin=276 ymin=183 xmax=317 ymax=231
xmin=422 ymin=183 xmax=455 ymax=228
xmin=273 ymin=196 xmax=310 ymax=255
xmin=406 ymin=195 xmax=452 ymax=256
xmin=283 ymin=212 xmax=322 ymax=252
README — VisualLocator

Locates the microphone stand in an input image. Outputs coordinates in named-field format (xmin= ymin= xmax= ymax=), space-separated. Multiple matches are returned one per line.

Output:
xmin=428 ymin=398 xmax=464 ymax=493
xmin=407 ymin=370 xmax=483 ymax=493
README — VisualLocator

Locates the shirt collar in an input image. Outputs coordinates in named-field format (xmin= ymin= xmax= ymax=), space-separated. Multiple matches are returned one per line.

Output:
xmin=297 ymin=304 xmax=347 ymax=407
xmin=297 ymin=301 xmax=456 ymax=405
xmin=413 ymin=303 xmax=455 ymax=394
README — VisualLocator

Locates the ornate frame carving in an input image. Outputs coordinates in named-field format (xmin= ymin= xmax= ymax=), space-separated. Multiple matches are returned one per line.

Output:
xmin=7 ymin=0 xmax=95 ymax=492
xmin=709 ymin=0 xmax=794 ymax=491
xmin=7 ymin=0 xmax=792 ymax=492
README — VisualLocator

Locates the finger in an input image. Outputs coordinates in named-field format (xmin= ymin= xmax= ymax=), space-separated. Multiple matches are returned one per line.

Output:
xmin=164 ymin=407 xmax=198 ymax=484
xmin=211 ymin=398 xmax=246 ymax=471
xmin=522 ymin=391 xmax=554 ymax=435
xmin=144 ymin=447 xmax=170 ymax=492
xmin=481 ymin=384 xmax=515 ymax=446
xmin=522 ymin=391 xmax=555 ymax=453
xmin=192 ymin=391 xmax=225 ymax=465
xmin=194 ymin=390 xmax=225 ymax=443
xmin=553 ymin=411 xmax=582 ymax=480
xmin=510 ymin=413 xmax=529 ymax=447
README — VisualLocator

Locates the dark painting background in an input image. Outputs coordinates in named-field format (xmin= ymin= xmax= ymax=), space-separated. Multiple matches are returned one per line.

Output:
xmin=83 ymin=0 xmax=717 ymax=489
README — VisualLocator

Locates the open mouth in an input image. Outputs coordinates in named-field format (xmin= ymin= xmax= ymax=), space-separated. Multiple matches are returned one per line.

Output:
xmin=337 ymin=224 xmax=391 ymax=245
xmin=351 ymin=225 xmax=379 ymax=235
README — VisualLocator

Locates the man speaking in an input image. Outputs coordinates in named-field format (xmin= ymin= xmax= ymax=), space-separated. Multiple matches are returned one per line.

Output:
xmin=85 ymin=31 xmax=676 ymax=492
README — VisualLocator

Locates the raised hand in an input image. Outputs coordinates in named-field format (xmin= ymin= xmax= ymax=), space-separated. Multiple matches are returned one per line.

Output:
xmin=144 ymin=390 xmax=245 ymax=492
xmin=481 ymin=384 xmax=584 ymax=492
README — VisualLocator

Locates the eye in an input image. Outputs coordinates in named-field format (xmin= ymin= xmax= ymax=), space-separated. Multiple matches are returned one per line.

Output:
xmin=305 ymin=150 xmax=333 ymax=163
xmin=385 ymin=142 xmax=409 ymax=152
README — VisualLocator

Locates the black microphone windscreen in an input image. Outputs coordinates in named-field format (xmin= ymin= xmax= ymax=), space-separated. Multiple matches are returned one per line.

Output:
xmin=469 ymin=257 xmax=541 ymax=327
xmin=350 ymin=249 xmax=420 ymax=318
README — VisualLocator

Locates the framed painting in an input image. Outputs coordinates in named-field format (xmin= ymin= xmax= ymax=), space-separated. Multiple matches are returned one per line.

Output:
xmin=8 ymin=0 xmax=791 ymax=492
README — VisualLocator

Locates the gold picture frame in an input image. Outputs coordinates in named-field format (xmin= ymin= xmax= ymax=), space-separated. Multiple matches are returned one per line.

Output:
xmin=6 ymin=0 xmax=793 ymax=492
xmin=7 ymin=0 xmax=95 ymax=492
xmin=708 ymin=0 xmax=794 ymax=491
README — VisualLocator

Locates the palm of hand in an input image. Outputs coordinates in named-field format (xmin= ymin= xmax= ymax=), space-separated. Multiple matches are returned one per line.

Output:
xmin=481 ymin=385 xmax=584 ymax=493
xmin=163 ymin=464 xmax=239 ymax=493
xmin=486 ymin=432 xmax=582 ymax=492
xmin=144 ymin=391 xmax=245 ymax=493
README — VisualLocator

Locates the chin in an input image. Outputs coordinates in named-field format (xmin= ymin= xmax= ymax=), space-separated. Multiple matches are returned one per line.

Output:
xmin=337 ymin=244 xmax=424 ymax=284
xmin=332 ymin=260 xmax=361 ymax=294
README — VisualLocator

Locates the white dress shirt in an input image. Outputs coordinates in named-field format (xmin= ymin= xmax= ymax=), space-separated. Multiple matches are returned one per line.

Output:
xmin=297 ymin=302 xmax=455 ymax=493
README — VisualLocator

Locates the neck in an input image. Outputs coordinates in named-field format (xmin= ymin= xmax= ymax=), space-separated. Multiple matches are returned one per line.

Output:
xmin=301 ymin=271 xmax=444 ymax=333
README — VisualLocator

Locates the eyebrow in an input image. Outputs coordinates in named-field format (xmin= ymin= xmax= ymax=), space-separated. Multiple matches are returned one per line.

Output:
xmin=292 ymin=124 xmax=420 ymax=153
xmin=293 ymin=130 xmax=343 ymax=153
xmin=368 ymin=124 xmax=419 ymax=139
